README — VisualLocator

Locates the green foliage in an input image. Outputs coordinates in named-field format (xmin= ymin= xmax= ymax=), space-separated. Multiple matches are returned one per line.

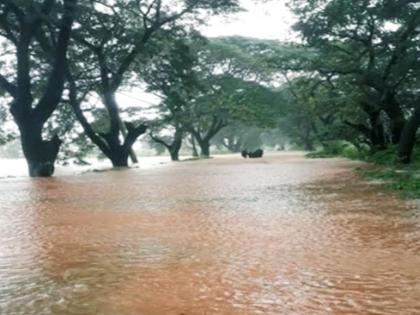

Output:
xmin=306 ymin=142 xmax=360 ymax=159
xmin=341 ymin=145 xmax=362 ymax=160
xmin=285 ymin=0 xmax=420 ymax=162
xmin=362 ymin=147 xmax=399 ymax=166
xmin=308 ymin=142 xmax=420 ymax=198
xmin=359 ymin=166 xmax=420 ymax=199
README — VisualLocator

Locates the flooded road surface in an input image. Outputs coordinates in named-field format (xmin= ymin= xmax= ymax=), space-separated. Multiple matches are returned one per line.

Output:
xmin=0 ymin=152 xmax=419 ymax=315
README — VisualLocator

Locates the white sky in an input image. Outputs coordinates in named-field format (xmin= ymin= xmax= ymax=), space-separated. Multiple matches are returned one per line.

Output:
xmin=201 ymin=0 xmax=296 ymax=41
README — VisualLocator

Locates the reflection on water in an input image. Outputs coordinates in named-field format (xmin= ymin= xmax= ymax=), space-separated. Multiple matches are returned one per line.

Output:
xmin=0 ymin=152 xmax=419 ymax=314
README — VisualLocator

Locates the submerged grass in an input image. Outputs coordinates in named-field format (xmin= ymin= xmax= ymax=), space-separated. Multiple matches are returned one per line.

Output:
xmin=307 ymin=142 xmax=420 ymax=198
xmin=358 ymin=166 xmax=420 ymax=198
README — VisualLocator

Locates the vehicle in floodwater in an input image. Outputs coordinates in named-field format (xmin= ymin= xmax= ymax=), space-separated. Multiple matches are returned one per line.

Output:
xmin=241 ymin=149 xmax=264 ymax=158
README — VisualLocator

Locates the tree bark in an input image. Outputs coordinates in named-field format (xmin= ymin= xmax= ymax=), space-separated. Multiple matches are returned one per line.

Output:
xmin=398 ymin=102 xmax=420 ymax=164
xmin=198 ymin=139 xmax=210 ymax=157
xmin=369 ymin=110 xmax=386 ymax=150
xmin=118 ymin=118 xmax=138 ymax=164
xmin=170 ymin=130 xmax=183 ymax=161
xmin=108 ymin=148 xmax=130 ymax=167
xmin=383 ymin=93 xmax=406 ymax=145
xmin=191 ymin=135 xmax=199 ymax=157
xmin=20 ymin=124 xmax=62 ymax=177
xmin=170 ymin=149 xmax=180 ymax=161
xmin=358 ymin=101 xmax=387 ymax=149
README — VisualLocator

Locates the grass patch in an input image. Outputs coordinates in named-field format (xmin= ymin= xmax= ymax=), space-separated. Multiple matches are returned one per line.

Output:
xmin=358 ymin=166 xmax=420 ymax=198
xmin=307 ymin=142 xmax=420 ymax=198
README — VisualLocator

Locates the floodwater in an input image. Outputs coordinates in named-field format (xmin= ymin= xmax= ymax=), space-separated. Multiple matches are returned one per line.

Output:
xmin=0 ymin=152 xmax=419 ymax=315
xmin=0 ymin=156 xmax=172 ymax=178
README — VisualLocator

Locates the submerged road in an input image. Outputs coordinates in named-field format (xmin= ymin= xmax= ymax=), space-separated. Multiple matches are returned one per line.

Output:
xmin=0 ymin=152 xmax=419 ymax=314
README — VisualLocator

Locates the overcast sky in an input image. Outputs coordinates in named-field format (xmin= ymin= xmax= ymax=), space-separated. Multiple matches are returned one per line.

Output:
xmin=201 ymin=0 xmax=296 ymax=41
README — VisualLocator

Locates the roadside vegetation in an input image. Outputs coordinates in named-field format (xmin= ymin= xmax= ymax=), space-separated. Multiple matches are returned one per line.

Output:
xmin=308 ymin=143 xmax=420 ymax=198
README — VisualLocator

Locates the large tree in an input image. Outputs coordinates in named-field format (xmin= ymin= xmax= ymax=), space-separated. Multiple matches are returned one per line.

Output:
xmin=0 ymin=0 xmax=77 ymax=176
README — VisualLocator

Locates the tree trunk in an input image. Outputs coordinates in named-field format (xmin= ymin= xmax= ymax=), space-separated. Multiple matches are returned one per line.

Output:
xmin=383 ymin=95 xmax=406 ymax=144
xmin=118 ymin=118 xmax=138 ymax=164
xmin=302 ymin=129 xmax=314 ymax=151
xmin=303 ymin=141 xmax=314 ymax=151
xmin=20 ymin=125 xmax=62 ymax=177
xmin=398 ymin=103 xmax=420 ymax=164
xmin=191 ymin=135 xmax=199 ymax=157
xmin=198 ymin=140 xmax=210 ymax=157
xmin=170 ymin=132 xmax=183 ymax=161
xmin=108 ymin=148 xmax=130 ymax=167
xmin=170 ymin=149 xmax=180 ymax=161
xmin=369 ymin=111 xmax=386 ymax=150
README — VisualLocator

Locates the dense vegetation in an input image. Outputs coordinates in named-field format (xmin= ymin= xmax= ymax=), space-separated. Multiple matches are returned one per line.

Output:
xmin=1 ymin=0 xmax=420 ymax=180
xmin=287 ymin=0 xmax=420 ymax=162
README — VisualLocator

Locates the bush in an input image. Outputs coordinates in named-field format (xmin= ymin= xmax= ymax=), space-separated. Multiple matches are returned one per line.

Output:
xmin=362 ymin=146 xmax=397 ymax=166
xmin=307 ymin=141 xmax=420 ymax=198
xmin=357 ymin=146 xmax=420 ymax=198
xmin=306 ymin=141 xmax=360 ymax=159
xmin=358 ymin=167 xmax=420 ymax=198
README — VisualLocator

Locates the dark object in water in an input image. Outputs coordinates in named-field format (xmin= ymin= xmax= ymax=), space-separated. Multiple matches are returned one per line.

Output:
xmin=241 ymin=149 xmax=264 ymax=159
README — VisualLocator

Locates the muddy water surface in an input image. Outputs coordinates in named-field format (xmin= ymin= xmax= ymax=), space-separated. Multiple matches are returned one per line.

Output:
xmin=0 ymin=152 xmax=419 ymax=315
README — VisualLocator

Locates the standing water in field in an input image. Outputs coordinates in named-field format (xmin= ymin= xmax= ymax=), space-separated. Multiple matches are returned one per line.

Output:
xmin=0 ymin=152 xmax=419 ymax=315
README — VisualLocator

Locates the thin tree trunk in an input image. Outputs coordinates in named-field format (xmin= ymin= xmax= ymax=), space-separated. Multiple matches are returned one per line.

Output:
xmin=118 ymin=118 xmax=138 ymax=164
xmin=191 ymin=135 xmax=199 ymax=157
xmin=170 ymin=131 xmax=183 ymax=161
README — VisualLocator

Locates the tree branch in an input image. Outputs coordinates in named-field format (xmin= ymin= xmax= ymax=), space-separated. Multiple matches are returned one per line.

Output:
xmin=67 ymin=69 xmax=112 ymax=156
xmin=0 ymin=74 xmax=17 ymax=97
xmin=123 ymin=122 xmax=147 ymax=150
xmin=34 ymin=0 xmax=77 ymax=123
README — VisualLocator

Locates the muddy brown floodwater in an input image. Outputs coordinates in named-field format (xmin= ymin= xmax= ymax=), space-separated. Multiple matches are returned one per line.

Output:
xmin=0 ymin=152 xmax=420 ymax=315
